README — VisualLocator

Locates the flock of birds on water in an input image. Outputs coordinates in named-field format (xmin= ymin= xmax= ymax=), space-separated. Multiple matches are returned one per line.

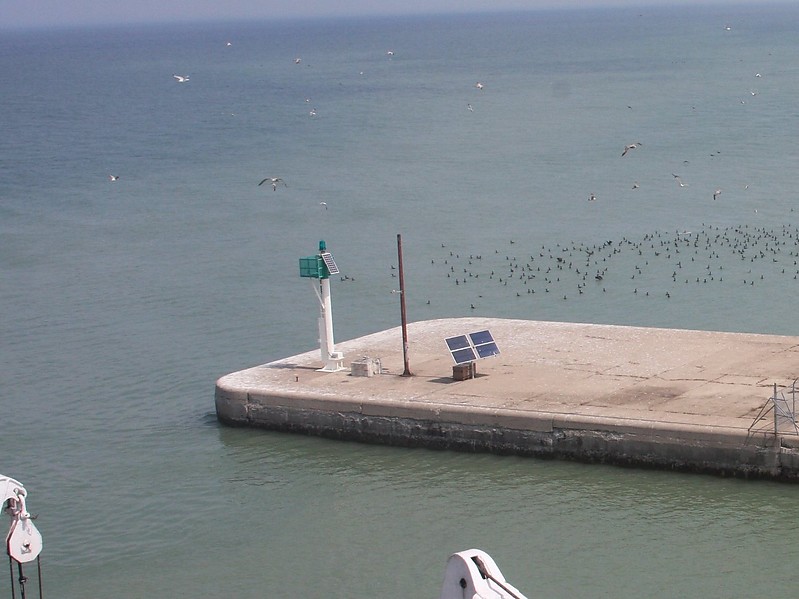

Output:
xmin=421 ymin=222 xmax=799 ymax=314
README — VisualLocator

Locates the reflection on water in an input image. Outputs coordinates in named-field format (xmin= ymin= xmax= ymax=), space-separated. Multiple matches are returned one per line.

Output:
xmin=212 ymin=428 xmax=799 ymax=598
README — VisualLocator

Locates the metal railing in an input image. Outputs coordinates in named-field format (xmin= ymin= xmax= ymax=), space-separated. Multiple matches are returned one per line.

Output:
xmin=746 ymin=379 xmax=799 ymax=443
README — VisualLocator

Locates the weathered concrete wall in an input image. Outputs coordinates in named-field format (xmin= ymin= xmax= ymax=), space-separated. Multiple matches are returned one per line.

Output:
xmin=215 ymin=385 xmax=796 ymax=481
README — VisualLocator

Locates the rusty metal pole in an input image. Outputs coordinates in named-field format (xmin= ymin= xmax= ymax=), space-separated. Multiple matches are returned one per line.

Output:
xmin=397 ymin=233 xmax=412 ymax=376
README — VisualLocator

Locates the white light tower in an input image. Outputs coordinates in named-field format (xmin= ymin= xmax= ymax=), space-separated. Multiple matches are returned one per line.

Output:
xmin=299 ymin=240 xmax=345 ymax=372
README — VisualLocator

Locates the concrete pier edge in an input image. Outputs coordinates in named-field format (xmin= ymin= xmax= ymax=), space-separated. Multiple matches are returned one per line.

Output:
xmin=215 ymin=317 xmax=799 ymax=481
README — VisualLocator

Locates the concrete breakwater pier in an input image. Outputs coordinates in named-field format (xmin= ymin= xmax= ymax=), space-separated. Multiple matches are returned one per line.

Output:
xmin=215 ymin=317 xmax=799 ymax=481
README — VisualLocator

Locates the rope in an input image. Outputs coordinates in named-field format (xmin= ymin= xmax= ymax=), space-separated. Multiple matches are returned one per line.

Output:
xmin=9 ymin=556 xmax=16 ymax=599
xmin=5 ymin=554 xmax=43 ymax=599
xmin=17 ymin=562 xmax=28 ymax=599
xmin=471 ymin=556 xmax=524 ymax=599
xmin=36 ymin=556 xmax=43 ymax=599
xmin=16 ymin=561 xmax=28 ymax=599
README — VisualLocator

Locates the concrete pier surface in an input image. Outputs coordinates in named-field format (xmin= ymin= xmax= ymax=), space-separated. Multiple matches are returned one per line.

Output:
xmin=215 ymin=318 xmax=799 ymax=481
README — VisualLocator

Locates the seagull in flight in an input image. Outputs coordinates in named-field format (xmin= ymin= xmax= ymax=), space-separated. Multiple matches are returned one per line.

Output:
xmin=672 ymin=174 xmax=689 ymax=187
xmin=109 ymin=174 xmax=120 ymax=181
xmin=475 ymin=82 xmax=484 ymax=90
xmin=173 ymin=74 xmax=190 ymax=82
xmin=258 ymin=177 xmax=287 ymax=191
xmin=621 ymin=142 xmax=642 ymax=157
xmin=713 ymin=188 xmax=722 ymax=200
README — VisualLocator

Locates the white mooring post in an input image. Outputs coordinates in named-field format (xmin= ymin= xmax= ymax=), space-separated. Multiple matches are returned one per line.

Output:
xmin=299 ymin=240 xmax=345 ymax=372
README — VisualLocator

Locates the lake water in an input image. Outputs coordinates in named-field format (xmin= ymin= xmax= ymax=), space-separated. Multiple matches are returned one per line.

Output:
xmin=3 ymin=4 xmax=799 ymax=597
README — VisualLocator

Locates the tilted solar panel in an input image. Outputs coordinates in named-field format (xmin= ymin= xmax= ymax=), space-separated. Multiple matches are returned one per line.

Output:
xmin=474 ymin=342 xmax=500 ymax=358
xmin=446 ymin=335 xmax=471 ymax=351
xmin=451 ymin=347 xmax=478 ymax=364
xmin=469 ymin=330 xmax=494 ymax=345
xmin=321 ymin=252 xmax=339 ymax=275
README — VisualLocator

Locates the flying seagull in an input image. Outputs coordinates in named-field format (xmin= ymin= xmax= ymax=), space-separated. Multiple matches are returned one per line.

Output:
xmin=621 ymin=142 xmax=642 ymax=157
xmin=258 ymin=177 xmax=287 ymax=191
xmin=672 ymin=174 xmax=689 ymax=187
xmin=109 ymin=174 xmax=119 ymax=181
xmin=475 ymin=82 xmax=484 ymax=90
xmin=173 ymin=74 xmax=190 ymax=82
xmin=713 ymin=188 xmax=722 ymax=200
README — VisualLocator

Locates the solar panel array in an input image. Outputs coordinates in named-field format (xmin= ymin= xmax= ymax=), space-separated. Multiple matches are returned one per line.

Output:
xmin=321 ymin=252 xmax=340 ymax=275
xmin=444 ymin=330 xmax=500 ymax=364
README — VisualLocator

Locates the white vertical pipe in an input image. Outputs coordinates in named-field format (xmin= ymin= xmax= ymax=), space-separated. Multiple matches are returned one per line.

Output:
xmin=321 ymin=277 xmax=335 ymax=358
xmin=318 ymin=314 xmax=326 ymax=361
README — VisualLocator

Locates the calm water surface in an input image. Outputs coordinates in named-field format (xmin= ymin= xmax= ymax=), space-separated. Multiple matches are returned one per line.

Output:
xmin=3 ymin=5 xmax=799 ymax=597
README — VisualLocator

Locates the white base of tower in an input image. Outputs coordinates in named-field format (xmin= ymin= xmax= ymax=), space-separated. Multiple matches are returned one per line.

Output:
xmin=318 ymin=351 xmax=346 ymax=372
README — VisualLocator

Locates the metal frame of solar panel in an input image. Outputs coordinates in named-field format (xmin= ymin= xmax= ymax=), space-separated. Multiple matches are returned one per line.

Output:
xmin=444 ymin=330 xmax=499 ymax=364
